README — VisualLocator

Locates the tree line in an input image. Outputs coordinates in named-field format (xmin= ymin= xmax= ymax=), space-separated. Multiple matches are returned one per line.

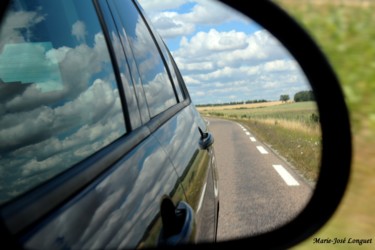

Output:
xmin=279 ymin=90 xmax=315 ymax=103
xmin=294 ymin=90 xmax=315 ymax=102
xmin=196 ymin=99 xmax=268 ymax=107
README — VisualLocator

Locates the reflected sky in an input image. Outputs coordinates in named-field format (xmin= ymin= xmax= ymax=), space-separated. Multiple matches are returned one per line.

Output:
xmin=113 ymin=0 xmax=177 ymax=117
xmin=24 ymin=134 xmax=180 ymax=249
xmin=0 ymin=0 xmax=126 ymax=204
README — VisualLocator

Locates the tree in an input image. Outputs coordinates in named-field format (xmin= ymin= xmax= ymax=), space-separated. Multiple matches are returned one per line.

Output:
xmin=280 ymin=94 xmax=290 ymax=103
xmin=294 ymin=90 xmax=315 ymax=102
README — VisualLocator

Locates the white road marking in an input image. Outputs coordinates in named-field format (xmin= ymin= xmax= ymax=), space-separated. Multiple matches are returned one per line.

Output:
xmin=256 ymin=146 xmax=268 ymax=154
xmin=242 ymin=128 xmax=247 ymax=132
xmin=245 ymin=132 xmax=250 ymax=135
xmin=273 ymin=165 xmax=300 ymax=186
xmin=250 ymin=137 xmax=256 ymax=142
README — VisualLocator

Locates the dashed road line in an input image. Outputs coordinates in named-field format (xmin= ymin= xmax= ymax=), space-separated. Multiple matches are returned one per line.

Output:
xmin=239 ymin=127 xmax=299 ymax=187
xmin=237 ymin=125 xmax=299 ymax=187
xmin=272 ymin=165 xmax=300 ymax=186
xmin=256 ymin=146 xmax=268 ymax=154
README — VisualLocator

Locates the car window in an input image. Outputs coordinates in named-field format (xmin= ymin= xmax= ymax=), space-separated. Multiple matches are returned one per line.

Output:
xmin=113 ymin=0 xmax=178 ymax=118
xmin=0 ymin=0 xmax=126 ymax=205
xmin=160 ymin=41 xmax=185 ymax=102
xmin=138 ymin=8 xmax=185 ymax=103
xmin=167 ymin=50 xmax=187 ymax=102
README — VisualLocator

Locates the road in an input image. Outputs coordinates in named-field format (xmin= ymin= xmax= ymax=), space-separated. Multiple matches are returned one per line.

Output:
xmin=207 ymin=118 xmax=313 ymax=241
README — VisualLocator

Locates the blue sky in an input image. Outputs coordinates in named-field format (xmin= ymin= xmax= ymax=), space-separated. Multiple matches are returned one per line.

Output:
xmin=138 ymin=0 xmax=311 ymax=105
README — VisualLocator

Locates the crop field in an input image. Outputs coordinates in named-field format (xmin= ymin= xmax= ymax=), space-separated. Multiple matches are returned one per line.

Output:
xmin=198 ymin=100 xmax=285 ymax=110
xmin=199 ymin=101 xmax=319 ymax=131
xmin=199 ymin=101 xmax=321 ymax=182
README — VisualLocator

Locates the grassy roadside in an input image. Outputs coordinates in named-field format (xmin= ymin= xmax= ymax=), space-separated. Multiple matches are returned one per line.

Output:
xmin=274 ymin=1 xmax=375 ymax=249
xmin=199 ymin=101 xmax=321 ymax=183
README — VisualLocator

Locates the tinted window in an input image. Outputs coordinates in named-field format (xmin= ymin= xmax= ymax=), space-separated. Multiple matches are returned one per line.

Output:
xmin=160 ymin=41 xmax=185 ymax=102
xmin=0 ymin=0 xmax=126 ymax=204
xmin=113 ymin=0 xmax=177 ymax=117
xmin=138 ymin=9 xmax=185 ymax=102
xmin=167 ymin=50 xmax=186 ymax=102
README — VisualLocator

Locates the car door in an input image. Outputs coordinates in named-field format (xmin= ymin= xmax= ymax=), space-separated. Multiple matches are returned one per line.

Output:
xmin=151 ymin=100 xmax=219 ymax=243
xmin=146 ymin=30 xmax=219 ymax=243
xmin=0 ymin=0 xmax=186 ymax=249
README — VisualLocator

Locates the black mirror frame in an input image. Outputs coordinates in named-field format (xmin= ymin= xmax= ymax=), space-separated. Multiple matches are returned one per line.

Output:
xmin=0 ymin=1 xmax=352 ymax=249
xmin=187 ymin=1 xmax=351 ymax=249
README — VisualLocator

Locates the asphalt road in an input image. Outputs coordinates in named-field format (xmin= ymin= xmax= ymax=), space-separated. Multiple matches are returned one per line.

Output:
xmin=207 ymin=118 xmax=313 ymax=241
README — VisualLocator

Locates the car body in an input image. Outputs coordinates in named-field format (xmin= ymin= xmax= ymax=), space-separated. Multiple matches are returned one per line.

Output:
xmin=0 ymin=0 xmax=218 ymax=249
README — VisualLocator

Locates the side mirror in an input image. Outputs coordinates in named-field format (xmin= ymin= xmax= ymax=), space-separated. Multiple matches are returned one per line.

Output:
xmin=197 ymin=1 xmax=351 ymax=249
xmin=0 ymin=1 xmax=351 ymax=249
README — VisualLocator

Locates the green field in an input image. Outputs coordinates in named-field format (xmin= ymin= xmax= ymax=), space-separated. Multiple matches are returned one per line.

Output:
xmin=199 ymin=101 xmax=321 ymax=182
xmin=201 ymin=101 xmax=319 ymax=130
xmin=273 ymin=1 xmax=375 ymax=249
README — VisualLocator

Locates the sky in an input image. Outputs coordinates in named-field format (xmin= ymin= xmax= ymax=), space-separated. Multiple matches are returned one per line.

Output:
xmin=138 ymin=0 xmax=311 ymax=105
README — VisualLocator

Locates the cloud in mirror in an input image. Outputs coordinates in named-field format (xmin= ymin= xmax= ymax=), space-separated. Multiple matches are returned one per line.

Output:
xmin=0 ymin=2 xmax=126 ymax=204
xmin=113 ymin=0 xmax=178 ymax=117
xmin=139 ymin=0 xmax=310 ymax=105
xmin=25 ymin=141 xmax=180 ymax=249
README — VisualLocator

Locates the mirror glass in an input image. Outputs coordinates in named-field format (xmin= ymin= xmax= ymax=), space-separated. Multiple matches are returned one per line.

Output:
xmin=139 ymin=0 xmax=321 ymax=239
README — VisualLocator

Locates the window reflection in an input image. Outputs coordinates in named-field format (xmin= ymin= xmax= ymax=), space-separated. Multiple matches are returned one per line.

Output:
xmin=114 ymin=0 xmax=177 ymax=117
xmin=0 ymin=1 xmax=126 ymax=204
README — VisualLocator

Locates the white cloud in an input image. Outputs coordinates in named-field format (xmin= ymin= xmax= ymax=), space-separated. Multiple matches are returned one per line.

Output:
xmin=138 ymin=0 xmax=189 ymax=11
xmin=263 ymin=59 xmax=299 ymax=72
xmin=171 ymin=28 xmax=309 ymax=104
xmin=143 ymin=72 xmax=177 ymax=116
xmin=195 ymin=91 xmax=205 ymax=96
xmin=1 ymin=77 xmax=125 ymax=177
xmin=175 ymin=30 xmax=276 ymax=65
xmin=174 ymin=29 xmax=288 ymax=72
xmin=181 ymin=0 xmax=235 ymax=25
xmin=140 ymin=0 xmax=250 ymax=39
xmin=21 ymin=154 xmax=64 ymax=176
xmin=177 ymin=61 xmax=215 ymax=72
xmin=2 ymin=32 xmax=112 ymax=114
xmin=53 ymin=79 xmax=118 ymax=129
xmin=150 ymin=12 xmax=195 ymax=38
xmin=72 ymin=20 xmax=87 ymax=43
xmin=0 ymin=106 xmax=54 ymax=150
xmin=0 ymin=9 xmax=45 ymax=51
xmin=182 ymin=75 xmax=201 ymax=85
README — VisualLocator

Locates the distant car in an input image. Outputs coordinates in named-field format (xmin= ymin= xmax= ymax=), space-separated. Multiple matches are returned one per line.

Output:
xmin=0 ymin=0 xmax=218 ymax=249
